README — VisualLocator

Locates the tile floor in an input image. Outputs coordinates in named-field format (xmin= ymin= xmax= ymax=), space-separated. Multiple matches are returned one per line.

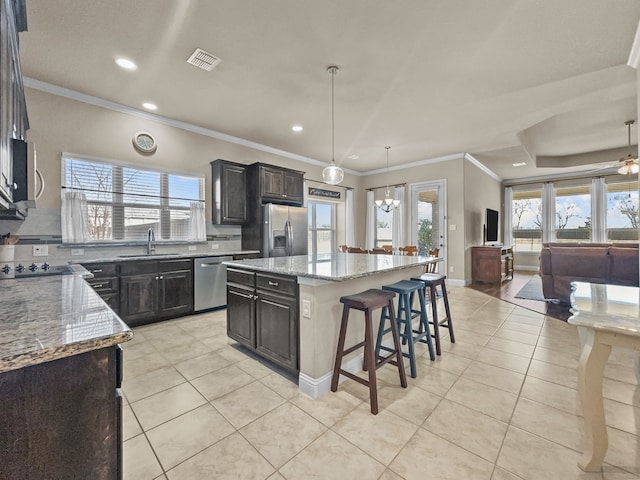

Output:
xmin=121 ymin=285 xmax=640 ymax=480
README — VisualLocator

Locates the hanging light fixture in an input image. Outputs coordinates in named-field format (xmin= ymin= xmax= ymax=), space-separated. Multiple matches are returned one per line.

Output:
xmin=322 ymin=65 xmax=345 ymax=185
xmin=618 ymin=120 xmax=640 ymax=175
xmin=375 ymin=146 xmax=400 ymax=212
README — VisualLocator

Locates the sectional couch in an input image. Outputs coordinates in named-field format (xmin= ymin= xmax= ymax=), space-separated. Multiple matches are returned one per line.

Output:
xmin=539 ymin=242 xmax=639 ymax=304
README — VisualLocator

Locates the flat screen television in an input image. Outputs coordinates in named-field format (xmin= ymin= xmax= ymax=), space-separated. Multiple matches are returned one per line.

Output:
xmin=485 ymin=208 xmax=499 ymax=243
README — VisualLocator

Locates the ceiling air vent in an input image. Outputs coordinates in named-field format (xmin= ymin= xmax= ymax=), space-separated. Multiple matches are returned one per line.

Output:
xmin=187 ymin=48 xmax=222 ymax=71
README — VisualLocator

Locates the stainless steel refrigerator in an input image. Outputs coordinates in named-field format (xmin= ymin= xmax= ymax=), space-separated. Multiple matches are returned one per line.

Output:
xmin=263 ymin=203 xmax=308 ymax=257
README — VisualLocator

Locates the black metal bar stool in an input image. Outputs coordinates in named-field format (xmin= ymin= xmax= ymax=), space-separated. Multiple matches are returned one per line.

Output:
xmin=410 ymin=272 xmax=455 ymax=355
xmin=331 ymin=289 xmax=407 ymax=414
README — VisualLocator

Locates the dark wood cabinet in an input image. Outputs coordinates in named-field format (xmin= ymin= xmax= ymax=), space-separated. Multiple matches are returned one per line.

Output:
xmin=0 ymin=346 xmax=123 ymax=480
xmin=255 ymin=164 xmax=304 ymax=205
xmin=119 ymin=259 xmax=193 ymax=327
xmin=84 ymin=263 xmax=120 ymax=315
xmin=226 ymin=267 xmax=299 ymax=373
xmin=210 ymin=159 xmax=247 ymax=224
xmin=471 ymin=246 xmax=514 ymax=284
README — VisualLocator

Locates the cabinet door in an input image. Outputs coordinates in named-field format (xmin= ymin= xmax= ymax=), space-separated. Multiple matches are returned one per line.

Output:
xmin=119 ymin=273 xmax=158 ymax=326
xmin=158 ymin=269 xmax=193 ymax=317
xmin=221 ymin=162 xmax=246 ymax=223
xmin=260 ymin=166 xmax=284 ymax=199
xmin=283 ymin=170 xmax=304 ymax=204
xmin=226 ymin=284 xmax=256 ymax=347
xmin=255 ymin=292 xmax=298 ymax=372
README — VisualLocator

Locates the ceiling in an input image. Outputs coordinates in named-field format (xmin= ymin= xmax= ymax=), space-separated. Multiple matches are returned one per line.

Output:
xmin=18 ymin=0 xmax=640 ymax=181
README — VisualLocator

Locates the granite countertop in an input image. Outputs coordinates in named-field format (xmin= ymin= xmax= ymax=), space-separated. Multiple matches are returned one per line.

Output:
xmin=0 ymin=267 xmax=133 ymax=374
xmin=76 ymin=250 xmax=260 ymax=264
xmin=224 ymin=253 xmax=438 ymax=281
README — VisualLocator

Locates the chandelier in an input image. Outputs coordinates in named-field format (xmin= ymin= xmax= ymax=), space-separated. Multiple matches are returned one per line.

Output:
xmin=375 ymin=146 xmax=400 ymax=212
xmin=618 ymin=120 xmax=640 ymax=175
xmin=322 ymin=66 xmax=345 ymax=185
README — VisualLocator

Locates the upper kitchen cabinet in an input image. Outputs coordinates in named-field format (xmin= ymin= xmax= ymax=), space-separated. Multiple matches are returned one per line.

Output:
xmin=0 ymin=0 xmax=29 ymax=209
xmin=211 ymin=159 xmax=247 ymax=224
xmin=248 ymin=163 xmax=304 ymax=206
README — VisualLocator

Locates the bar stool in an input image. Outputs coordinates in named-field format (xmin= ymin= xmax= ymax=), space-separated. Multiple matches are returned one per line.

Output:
xmin=375 ymin=280 xmax=436 ymax=379
xmin=331 ymin=289 xmax=407 ymax=415
xmin=410 ymin=273 xmax=455 ymax=356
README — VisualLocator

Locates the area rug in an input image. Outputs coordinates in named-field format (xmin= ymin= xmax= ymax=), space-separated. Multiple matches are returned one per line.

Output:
xmin=514 ymin=275 xmax=557 ymax=302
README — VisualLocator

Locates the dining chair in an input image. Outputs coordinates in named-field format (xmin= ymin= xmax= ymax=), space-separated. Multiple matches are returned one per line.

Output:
xmin=369 ymin=248 xmax=387 ymax=254
xmin=347 ymin=247 xmax=368 ymax=254
xmin=399 ymin=246 xmax=418 ymax=256
xmin=425 ymin=248 xmax=440 ymax=273
xmin=338 ymin=245 xmax=349 ymax=253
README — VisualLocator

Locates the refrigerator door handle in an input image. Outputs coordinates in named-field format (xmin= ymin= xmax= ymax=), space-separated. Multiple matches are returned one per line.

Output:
xmin=285 ymin=220 xmax=292 ymax=256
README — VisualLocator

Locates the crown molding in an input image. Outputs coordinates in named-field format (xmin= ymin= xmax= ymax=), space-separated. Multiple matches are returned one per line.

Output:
xmin=362 ymin=152 xmax=465 ymax=176
xmin=464 ymin=153 xmax=503 ymax=182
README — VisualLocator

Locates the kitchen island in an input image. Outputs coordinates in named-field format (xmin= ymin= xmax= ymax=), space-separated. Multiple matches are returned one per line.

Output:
xmin=0 ymin=267 xmax=133 ymax=479
xmin=224 ymin=253 xmax=435 ymax=398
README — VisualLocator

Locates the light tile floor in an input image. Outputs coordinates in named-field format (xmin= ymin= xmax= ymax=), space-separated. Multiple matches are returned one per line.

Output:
xmin=121 ymin=285 xmax=640 ymax=480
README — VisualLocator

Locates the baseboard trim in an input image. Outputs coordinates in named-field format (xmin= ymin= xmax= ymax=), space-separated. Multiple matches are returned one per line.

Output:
xmin=515 ymin=265 xmax=539 ymax=272
xmin=298 ymin=354 xmax=363 ymax=399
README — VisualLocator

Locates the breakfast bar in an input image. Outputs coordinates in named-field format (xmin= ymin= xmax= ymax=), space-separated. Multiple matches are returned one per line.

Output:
xmin=224 ymin=253 xmax=438 ymax=398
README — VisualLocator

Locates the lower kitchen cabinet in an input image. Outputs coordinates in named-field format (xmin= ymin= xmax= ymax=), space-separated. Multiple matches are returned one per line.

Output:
xmin=0 ymin=346 xmax=123 ymax=479
xmin=226 ymin=268 xmax=299 ymax=373
xmin=83 ymin=262 xmax=120 ymax=314
xmin=119 ymin=259 xmax=193 ymax=327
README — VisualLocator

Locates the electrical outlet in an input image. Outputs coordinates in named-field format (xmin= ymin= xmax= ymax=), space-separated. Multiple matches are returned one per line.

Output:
xmin=211 ymin=243 xmax=219 ymax=250
xmin=71 ymin=248 xmax=84 ymax=256
xmin=33 ymin=245 xmax=49 ymax=257
xmin=302 ymin=300 xmax=311 ymax=318
xmin=188 ymin=245 xmax=197 ymax=251
xmin=449 ymin=266 xmax=454 ymax=273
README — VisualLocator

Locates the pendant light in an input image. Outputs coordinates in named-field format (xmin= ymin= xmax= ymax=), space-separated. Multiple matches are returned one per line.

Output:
xmin=618 ymin=120 xmax=640 ymax=175
xmin=322 ymin=66 xmax=345 ymax=185
xmin=375 ymin=146 xmax=400 ymax=212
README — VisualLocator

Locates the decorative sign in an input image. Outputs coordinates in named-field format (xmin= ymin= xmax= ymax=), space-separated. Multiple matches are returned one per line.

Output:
xmin=308 ymin=187 xmax=341 ymax=199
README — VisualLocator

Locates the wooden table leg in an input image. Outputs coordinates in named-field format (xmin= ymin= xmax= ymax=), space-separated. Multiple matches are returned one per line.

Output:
xmin=576 ymin=327 xmax=612 ymax=472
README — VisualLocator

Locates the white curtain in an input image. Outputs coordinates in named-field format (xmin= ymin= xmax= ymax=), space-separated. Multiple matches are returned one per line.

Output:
xmin=188 ymin=202 xmax=207 ymax=241
xmin=392 ymin=185 xmax=405 ymax=249
xmin=542 ymin=182 xmax=556 ymax=243
xmin=61 ymin=190 xmax=88 ymax=243
xmin=365 ymin=190 xmax=376 ymax=250
xmin=503 ymin=187 xmax=513 ymax=247
xmin=345 ymin=189 xmax=355 ymax=246
xmin=591 ymin=177 xmax=607 ymax=243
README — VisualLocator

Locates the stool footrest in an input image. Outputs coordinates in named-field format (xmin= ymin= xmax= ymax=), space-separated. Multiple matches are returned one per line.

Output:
xmin=338 ymin=369 xmax=369 ymax=387
xmin=341 ymin=341 xmax=365 ymax=357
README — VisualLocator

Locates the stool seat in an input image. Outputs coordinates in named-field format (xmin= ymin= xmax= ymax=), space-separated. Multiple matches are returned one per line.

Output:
xmin=332 ymin=288 xmax=407 ymax=415
xmin=381 ymin=280 xmax=425 ymax=295
xmin=340 ymin=289 xmax=395 ymax=310
xmin=410 ymin=273 xmax=455 ymax=356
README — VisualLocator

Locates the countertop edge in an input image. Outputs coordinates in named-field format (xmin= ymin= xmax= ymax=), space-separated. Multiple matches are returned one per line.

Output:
xmin=73 ymin=250 xmax=260 ymax=264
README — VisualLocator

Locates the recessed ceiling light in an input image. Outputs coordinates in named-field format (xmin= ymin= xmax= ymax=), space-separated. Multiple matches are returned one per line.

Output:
xmin=115 ymin=57 xmax=137 ymax=70
xmin=512 ymin=162 xmax=527 ymax=167
xmin=291 ymin=125 xmax=303 ymax=132
xmin=142 ymin=102 xmax=157 ymax=111
xmin=347 ymin=154 xmax=359 ymax=160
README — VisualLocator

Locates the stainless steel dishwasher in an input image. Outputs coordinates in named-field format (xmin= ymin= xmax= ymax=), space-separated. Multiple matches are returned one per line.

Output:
xmin=194 ymin=256 xmax=233 ymax=312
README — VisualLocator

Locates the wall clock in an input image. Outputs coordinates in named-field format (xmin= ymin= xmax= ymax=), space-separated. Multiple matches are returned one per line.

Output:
xmin=132 ymin=131 xmax=157 ymax=153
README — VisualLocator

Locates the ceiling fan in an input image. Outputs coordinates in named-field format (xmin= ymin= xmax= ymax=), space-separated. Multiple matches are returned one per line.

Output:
xmin=587 ymin=120 xmax=639 ymax=175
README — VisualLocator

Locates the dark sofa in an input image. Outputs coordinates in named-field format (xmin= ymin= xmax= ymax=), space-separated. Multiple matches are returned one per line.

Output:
xmin=539 ymin=242 xmax=639 ymax=303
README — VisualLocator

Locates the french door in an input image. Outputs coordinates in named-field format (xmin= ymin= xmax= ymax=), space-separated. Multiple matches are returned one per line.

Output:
xmin=409 ymin=180 xmax=446 ymax=273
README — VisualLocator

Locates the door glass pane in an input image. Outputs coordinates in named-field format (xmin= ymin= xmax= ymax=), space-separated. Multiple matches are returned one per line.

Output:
xmin=555 ymin=185 xmax=591 ymax=242
xmin=607 ymin=180 xmax=639 ymax=243
xmin=417 ymin=189 xmax=439 ymax=254
xmin=376 ymin=209 xmax=393 ymax=247
xmin=512 ymin=189 xmax=542 ymax=252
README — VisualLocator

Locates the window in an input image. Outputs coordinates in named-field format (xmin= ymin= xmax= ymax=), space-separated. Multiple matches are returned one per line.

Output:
xmin=511 ymin=189 xmax=542 ymax=252
xmin=62 ymin=154 xmax=204 ymax=242
xmin=607 ymin=179 xmax=639 ymax=243
xmin=554 ymin=184 xmax=591 ymax=242
xmin=308 ymin=201 xmax=336 ymax=255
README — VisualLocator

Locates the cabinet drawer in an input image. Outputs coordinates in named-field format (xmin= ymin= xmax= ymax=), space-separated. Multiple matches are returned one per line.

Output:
xmin=256 ymin=273 xmax=296 ymax=297
xmin=83 ymin=263 xmax=118 ymax=277
xmin=227 ymin=268 xmax=255 ymax=287
xmin=159 ymin=259 xmax=192 ymax=272
xmin=87 ymin=276 xmax=118 ymax=293
xmin=120 ymin=260 xmax=157 ymax=276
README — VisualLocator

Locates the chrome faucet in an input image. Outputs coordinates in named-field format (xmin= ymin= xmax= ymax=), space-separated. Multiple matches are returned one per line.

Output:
xmin=147 ymin=228 xmax=156 ymax=255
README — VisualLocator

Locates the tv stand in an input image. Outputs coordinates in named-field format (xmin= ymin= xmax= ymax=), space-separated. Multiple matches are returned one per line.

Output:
xmin=472 ymin=246 xmax=513 ymax=284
